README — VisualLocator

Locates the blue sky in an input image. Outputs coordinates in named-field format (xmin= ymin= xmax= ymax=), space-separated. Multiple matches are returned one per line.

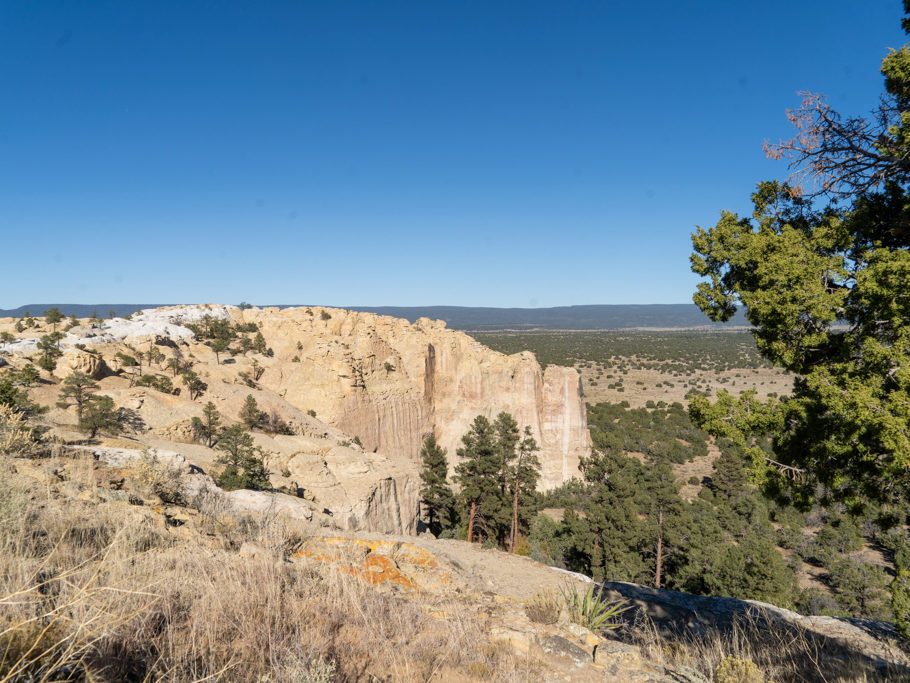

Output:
xmin=1 ymin=1 xmax=905 ymax=308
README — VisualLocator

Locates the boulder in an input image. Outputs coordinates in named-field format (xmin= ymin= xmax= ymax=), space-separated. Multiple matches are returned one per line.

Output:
xmin=57 ymin=350 xmax=108 ymax=379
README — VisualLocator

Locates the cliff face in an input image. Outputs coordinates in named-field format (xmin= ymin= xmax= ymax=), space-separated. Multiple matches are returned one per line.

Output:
xmin=0 ymin=304 xmax=587 ymax=534
xmin=242 ymin=307 xmax=589 ymax=488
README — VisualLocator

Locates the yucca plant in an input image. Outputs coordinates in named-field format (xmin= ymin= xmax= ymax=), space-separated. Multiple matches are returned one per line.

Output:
xmin=560 ymin=583 xmax=629 ymax=632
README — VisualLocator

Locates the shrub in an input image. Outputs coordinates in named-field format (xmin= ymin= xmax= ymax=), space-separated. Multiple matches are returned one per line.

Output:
xmin=560 ymin=583 xmax=628 ymax=632
xmin=134 ymin=450 xmax=185 ymax=505
xmin=714 ymin=654 xmax=765 ymax=683
xmin=135 ymin=374 xmax=174 ymax=394
xmin=525 ymin=588 xmax=560 ymax=624
xmin=0 ymin=404 xmax=42 ymax=456
xmin=320 ymin=310 xmax=331 ymax=321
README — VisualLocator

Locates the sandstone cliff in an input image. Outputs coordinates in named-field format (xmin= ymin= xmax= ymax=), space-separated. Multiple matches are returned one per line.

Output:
xmin=0 ymin=304 xmax=589 ymax=533
xmin=231 ymin=306 xmax=589 ymax=488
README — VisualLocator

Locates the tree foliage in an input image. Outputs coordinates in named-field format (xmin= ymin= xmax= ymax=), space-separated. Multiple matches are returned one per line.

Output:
xmin=56 ymin=372 xmax=98 ymax=422
xmin=418 ymin=434 xmax=456 ymax=536
xmin=214 ymin=424 xmax=271 ymax=491
xmin=690 ymin=30 xmax=910 ymax=513
xmin=80 ymin=394 xmax=121 ymax=438
xmin=191 ymin=401 xmax=222 ymax=447
xmin=239 ymin=394 xmax=262 ymax=430
xmin=690 ymin=9 xmax=910 ymax=634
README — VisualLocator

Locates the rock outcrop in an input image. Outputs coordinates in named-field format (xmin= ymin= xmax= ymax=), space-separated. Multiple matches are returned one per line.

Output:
xmin=600 ymin=580 xmax=910 ymax=679
xmin=1 ymin=304 xmax=591 ymax=533
xmin=233 ymin=306 xmax=589 ymax=488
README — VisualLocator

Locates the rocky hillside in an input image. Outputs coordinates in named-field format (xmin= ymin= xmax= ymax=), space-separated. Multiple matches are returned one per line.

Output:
xmin=1 ymin=444 xmax=905 ymax=682
xmin=0 ymin=304 xmax=590 ymax=533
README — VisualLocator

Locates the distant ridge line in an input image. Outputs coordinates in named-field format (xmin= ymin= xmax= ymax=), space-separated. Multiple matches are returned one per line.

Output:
xmin=0 ymin=303 xmax=746 ymax=330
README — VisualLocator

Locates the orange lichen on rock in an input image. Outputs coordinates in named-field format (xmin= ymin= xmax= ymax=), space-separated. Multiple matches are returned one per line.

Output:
xmin=339 ymin=554 xmax=419 ymax=590
xmin=293 ymin=537 xmax=451 ymax=592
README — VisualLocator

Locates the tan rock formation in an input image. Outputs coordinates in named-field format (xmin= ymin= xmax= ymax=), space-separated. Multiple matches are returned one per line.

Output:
xmin=0 ymin=304 xmax=590 ymax=535
xmin=233 ymin=307 xmax=589 ymax=487
xmin=57 ymin=350 xmax=108 ymax=379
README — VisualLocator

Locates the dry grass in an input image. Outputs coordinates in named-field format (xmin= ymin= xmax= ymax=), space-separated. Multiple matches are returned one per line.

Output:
xmin=0 ymin=453 xmax=530 ymax=682
xmin=622 ymin=608 xmax=901 ymax=683
xmin=524 ymin=588 xmax=560 ymax=625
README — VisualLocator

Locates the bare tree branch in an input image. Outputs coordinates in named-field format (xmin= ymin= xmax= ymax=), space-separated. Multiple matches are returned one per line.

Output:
xmin=764 ymin=92 xmax=910 ymax=198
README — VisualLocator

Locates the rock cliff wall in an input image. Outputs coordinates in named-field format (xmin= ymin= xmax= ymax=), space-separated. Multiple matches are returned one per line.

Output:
xmin=239 ymin=307 xmax=589 ymax=488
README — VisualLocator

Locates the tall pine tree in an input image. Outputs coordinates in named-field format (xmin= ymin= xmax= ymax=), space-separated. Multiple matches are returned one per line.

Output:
xmin=419 ymin=434 xmax=456 ymax=536
xmin=454 ymin=415 xmax=501 ymax=544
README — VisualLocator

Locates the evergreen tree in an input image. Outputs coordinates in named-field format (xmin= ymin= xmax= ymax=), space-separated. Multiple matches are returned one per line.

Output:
xmin=491 ymin=412 xmax=520 ymax=546
xmin=36 ymin=332 xmax=64 ymax=372
xmin=509 ymin=426 xmax=541 ymax=552
xmin=210 ymin=337 xmax=229 ymax=364
xmin=454 ymin=415 xmax=502 ymax=544
xmin=641 ymin=459 xmax=685 ymax=588
xmin=181 ymin=370 xmax=206 ymax=401
xmin=252 ymin=331 xmax=267 ymax=354
xmin=214 ymin=424 xmax=271 ymax=491
xmin=579 ymin=442 xmax=648 ymax=582
xmin=688 ymin=5 xmax=910 ymax=636
xmin=419 ymin=434 xmax=456 ymax=535
xmin=239 ymin=394 xmax=262 ymax=430
xmin=15 ymin=365 xmax=40 ymax=388
xmin=80 ymin=395 xmax=121 ymax=438
xmin=56 ymin=371 xmax=98 ymax=422
xmin=191 ymin=401 xmax=222 ymax=447
xmin=43 ymin=307 xmax=63 ymax=331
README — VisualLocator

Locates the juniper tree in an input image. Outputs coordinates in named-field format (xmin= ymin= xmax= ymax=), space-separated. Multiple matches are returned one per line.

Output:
xmin=419 ymin=434 xmax=456 ymax=535
xmin=689 ymin=4 xmax=910 ymax=637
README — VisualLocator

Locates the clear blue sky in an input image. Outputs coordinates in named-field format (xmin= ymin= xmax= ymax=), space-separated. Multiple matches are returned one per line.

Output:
xmin=1 ymin=1 xmax=905 ymax=308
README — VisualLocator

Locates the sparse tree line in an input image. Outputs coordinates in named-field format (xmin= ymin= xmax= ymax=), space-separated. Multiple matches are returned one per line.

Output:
xmin=419 ymin=412 xmax=541 ymax=553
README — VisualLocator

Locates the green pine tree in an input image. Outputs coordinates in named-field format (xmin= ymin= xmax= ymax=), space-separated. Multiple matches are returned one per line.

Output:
xmin=419 ymin=434 xmax=456 ymax=536
xmin=454 ymin=415 xmax=502 ymax=544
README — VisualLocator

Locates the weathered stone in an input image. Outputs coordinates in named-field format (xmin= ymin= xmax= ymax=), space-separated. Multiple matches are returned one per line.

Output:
xmin=236 ymin=306 xmax=590 ymax=489
xmin=540 ymin=635 xmax=590 ymax=668
xmin=490 ymin=626 xmax=536 ymax=654
xmin=600 ymin=580 xmax=910 ymax=675
xmin=57 ymin=350 xmax=108 ymax=379
xmin=593 ymin=638 xmax=643 ymax=667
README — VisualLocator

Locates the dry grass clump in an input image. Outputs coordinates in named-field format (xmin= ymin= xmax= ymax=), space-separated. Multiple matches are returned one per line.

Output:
xmin=132 ymin=450 xmax=186 ymax=505
xmin=0 ymin=455 xmax=529 ymax=681
xmin=0 ymin=404 xmax=42 ymax=457
xmin=525 ymin=587 xmax=560 ymax=624
xmin=623 ymin=609 xmax=901 ymax=683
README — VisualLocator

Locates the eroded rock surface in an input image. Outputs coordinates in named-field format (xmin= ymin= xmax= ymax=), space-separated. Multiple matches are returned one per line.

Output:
xmin=232 ymin=306 xmax=590 ymax=487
